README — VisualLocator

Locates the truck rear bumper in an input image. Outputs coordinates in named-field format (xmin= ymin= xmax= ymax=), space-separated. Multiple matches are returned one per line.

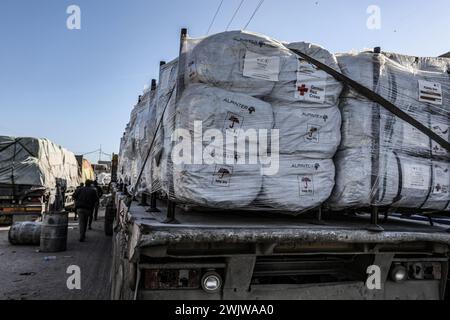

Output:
xmin=138 ymin=281 xmax=441 ymax=300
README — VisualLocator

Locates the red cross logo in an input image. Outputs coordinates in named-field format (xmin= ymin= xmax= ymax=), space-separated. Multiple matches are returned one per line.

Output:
xmin=297 ymin=84 xmax=309 ymax=96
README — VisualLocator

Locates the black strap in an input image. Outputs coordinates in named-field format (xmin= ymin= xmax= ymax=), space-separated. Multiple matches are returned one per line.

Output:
xmin=288 ymin=48 xmax=450 ymax=153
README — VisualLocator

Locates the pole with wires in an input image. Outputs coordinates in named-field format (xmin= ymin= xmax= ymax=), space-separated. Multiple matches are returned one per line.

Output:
xmin=206 ymin=0 xmax=224 ymax=35
xmin=244 ymin=0 xmax=265 ymax=30
xmin=226 ymin=0 xmax=246 ymax=31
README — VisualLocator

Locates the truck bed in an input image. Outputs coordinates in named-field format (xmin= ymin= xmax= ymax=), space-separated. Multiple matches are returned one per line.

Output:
xmin=119 ymin=198 xmax=450 ymax=252
xmin=113 ymin=195 xmax=450 ymax=300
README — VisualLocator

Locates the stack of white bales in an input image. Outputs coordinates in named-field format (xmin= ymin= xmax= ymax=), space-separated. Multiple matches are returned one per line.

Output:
xmin=0 ymin=136 xmax=80 ymax=192
xmin=256 ymin=42 xmax=343 ymax=212
xmin=329 ymin=51 xmax=450 ymax=211
xmin=152 ymin=59 xmax=179 ymax=196
xmin=122 ymin=89 xmax=154 ymax=195
xmin=167 ymin=31 xmax=343 ymax=213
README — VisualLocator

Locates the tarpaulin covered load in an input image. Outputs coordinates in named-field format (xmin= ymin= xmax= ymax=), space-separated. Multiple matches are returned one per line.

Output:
xmin=80 ymin=158 xmax=95 ymax=184
xmin=0 ymin=136 xmax=80 ymax=194
xmin=171 ymin=31 xmax=341 ymax=214
xmin=152 ymin=59 xmax=179 ymax=195
xmin=329 ymin=51 xmax=450 ymax=211
xmin=121 ymin=87 xmax=156 ymax=195
xmin=119 ymin=30 xmax=343 ymax=215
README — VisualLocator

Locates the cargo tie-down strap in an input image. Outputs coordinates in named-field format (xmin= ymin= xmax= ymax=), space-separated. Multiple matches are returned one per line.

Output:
xmin=288 ymin=48 xmax=450 ymax=154
xmin=128 ymin=86 xmax=177 ymax=209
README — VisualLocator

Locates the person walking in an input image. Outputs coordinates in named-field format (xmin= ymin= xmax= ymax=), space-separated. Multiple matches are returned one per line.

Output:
xmin=73 ymin=183 xmax=84 ymax=221
xmin=93 ymin=180 xmax=104 ymax=221
xmin=72 ymin=180 xmax=99 ymax=242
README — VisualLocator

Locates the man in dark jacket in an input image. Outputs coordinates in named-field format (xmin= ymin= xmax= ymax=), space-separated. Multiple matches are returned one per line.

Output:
xmin=93 ymin=180 xmax=104 ymax=222
xmin=73 ymin=180 xmax=99 ymax=242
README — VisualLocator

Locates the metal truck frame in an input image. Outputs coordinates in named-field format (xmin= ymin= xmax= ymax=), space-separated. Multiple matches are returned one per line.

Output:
xmin=110 ymin=192 xmax=450 ymax=300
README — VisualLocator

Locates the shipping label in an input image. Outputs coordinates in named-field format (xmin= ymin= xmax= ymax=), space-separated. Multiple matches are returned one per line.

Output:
xmin=223 ymin=112 xmax=244 ymax=136
xmin=418 ymin=80 xmax=443 ymax=105
xmin=295 ymin=60 xmax=327 ymax=104
xmin=432 ymin=165 xmax=450 ymax=195
xmin=403 ymin=163 xmax=430 ymax=191
xmin=431 ymin=122 xmax=450 ymax=156
xmin=305 ymin=124 xmax=321 ymax=143
xmin=298 ymin=175 xmax=315 ymax=197
xmin=243 ymin=51 xmax=280 ymax=82
xmin=212 ymin=165 xmax=234 ymax=187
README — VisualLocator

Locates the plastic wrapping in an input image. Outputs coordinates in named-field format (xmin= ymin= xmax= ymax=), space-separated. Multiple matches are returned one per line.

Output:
xmin=186 ymin=31 xmax=292 ymax=97
xmin=118 ymin=31 xmax=343 ymax=215
xmin=152 ymin=59 xmax=179 ymax=195
xmin=273 ymin=104 xmax=341 ymax=158
xmin=329 ymin=51 xmax=450 ymax=212
xmin=0 ymin=136 xmax=80 ymax=193
xmin=258 ymin=157 xmax=335 ymax=212
xmin=270 ymin=42 xmax=343 ymax=106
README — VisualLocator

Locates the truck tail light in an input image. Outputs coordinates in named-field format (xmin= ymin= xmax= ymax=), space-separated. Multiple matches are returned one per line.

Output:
xmin=201 ymin=271 xmax=222 ymax=293
xmin=390 ymin=265 xmax=407 ymax=283
xmin=389 ymin=262 xmax=443 ymax=282
xmin=143 ymin=269 xmax=201 ymax=290
xmin=25 ymin=197 xmax=42 ymax=204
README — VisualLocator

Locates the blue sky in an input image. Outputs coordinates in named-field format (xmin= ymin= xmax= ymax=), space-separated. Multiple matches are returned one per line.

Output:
xmin=1 ymin=0 xmax=449 ymax=163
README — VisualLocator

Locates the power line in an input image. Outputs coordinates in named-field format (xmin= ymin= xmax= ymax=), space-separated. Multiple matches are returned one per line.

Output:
xmin=226 ymin=0 xmax=246 ymax=31
xmin=82 ymin=149 xmax=101 ymax=156
xmin=206 ymin=0 xmax=225 ymax=35
xmin=244 ymin=0 xmax=265 ymax=30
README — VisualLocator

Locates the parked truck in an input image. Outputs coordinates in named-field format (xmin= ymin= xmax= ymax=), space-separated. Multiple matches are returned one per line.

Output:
xmin=0 ymin=136 xmax=95 ymax=225
xmin=110 ymin=30 xmax=450 ymax=300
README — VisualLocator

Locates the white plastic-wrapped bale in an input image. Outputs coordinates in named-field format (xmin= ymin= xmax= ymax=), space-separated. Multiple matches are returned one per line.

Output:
xmin=176 ymin=84 xmax=274 ymax=141
xmin=337 ymin=52 xmax=450 ymax=156
xmin=340 ymin=98 xmax=431 ymax=156
xmin=186 ymin=31 xmax=292 ymax=97
xmin=153 ymin=60 xmax=179 ymax=195
xmin=129 ymin=100 xmax=151 ymax=194
xmin=0 ymin=136 xmax=80 ymax=192
xmin=329 ymin=148 xmax=450 ymax=211
xmin=173 ymin=151 xmax=262 ymax=209
xmin=270 ymin=42 xmax=343 ymax=107
xmin=257 ymin=156 xmax=335 ymax=214
xmin=273 ymin=104 xmax=341 ymax=158
xmin=170 ymin=84 xmax=274 ymax=208
xmin=118 ymin=128 xmax=132 ymax=185
xmin=329 ymin=51 xmax=450 ymax=212
xmin=330 ymin=148 xmax=435 ymax=210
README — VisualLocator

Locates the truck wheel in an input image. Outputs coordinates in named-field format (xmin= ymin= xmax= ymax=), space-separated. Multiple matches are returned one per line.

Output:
xmin=104 ymin=204 xmax=114 ymax=236
xmin=114 ymin=263 xmax=124 ymax=300
xmin=111 ymin=233 xmax=124 ymax=300
xmin=127 ymin=261 xmax=138 ymax=291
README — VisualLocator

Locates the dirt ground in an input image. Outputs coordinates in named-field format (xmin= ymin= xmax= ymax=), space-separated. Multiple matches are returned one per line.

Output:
xmin=0 ymin=210 xmax=112 ymax=300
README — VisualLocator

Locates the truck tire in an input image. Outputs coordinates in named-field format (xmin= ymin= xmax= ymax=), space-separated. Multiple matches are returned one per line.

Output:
xmin=127 ymin=261 xmax=138 ymax=291
xmin=110 ymin=233 xmax=124 ymax=300
xmin=104 ymin=204 xmax=114 ymax=236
